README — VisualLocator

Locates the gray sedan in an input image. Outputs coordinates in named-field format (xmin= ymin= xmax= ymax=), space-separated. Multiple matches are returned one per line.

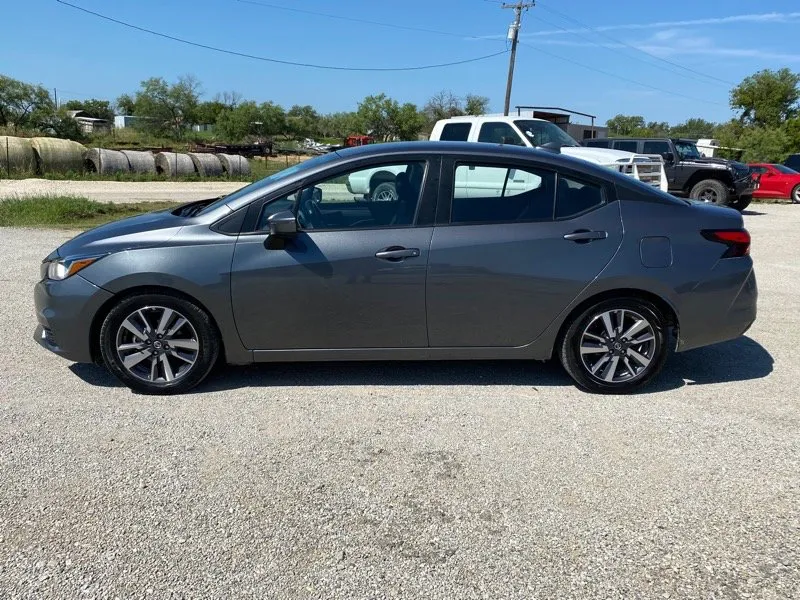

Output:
xmin=34 ymin=142 xmax=757 ymax=394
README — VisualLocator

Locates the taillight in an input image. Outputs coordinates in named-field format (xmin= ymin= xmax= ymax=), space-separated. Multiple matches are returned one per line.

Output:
xmin=701 ymin=229 xmax=751 ymax=258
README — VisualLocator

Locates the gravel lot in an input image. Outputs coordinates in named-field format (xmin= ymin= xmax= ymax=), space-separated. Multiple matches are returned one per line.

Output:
xmin=0 ymin=179 xmax=247 ymax=203
xmin=1 ymin=204 xmax=798 ymax=599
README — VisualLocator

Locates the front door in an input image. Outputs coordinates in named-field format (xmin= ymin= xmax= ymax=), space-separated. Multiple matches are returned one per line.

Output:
xmin=231 ymin=159 xmax=434 ymax=350
xmin=426 ymin=159 xmax=623 ymax=348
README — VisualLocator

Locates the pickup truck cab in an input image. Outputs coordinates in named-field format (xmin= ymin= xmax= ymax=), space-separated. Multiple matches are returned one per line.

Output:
xmin=585 ymin=137 xmax=755 ymax=211
xmin=347 ymin=116 xmax=667 ymax=202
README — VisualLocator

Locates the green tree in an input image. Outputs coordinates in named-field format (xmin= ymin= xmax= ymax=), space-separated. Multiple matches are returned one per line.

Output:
xmin=669 ymin=118 xmax=716 ymax=138
xmin=259 ymin=101 xmax=286 ymax=137
xmin=116 ymin=94 xmax=136 ymax=115
xmin=286 ymin=104 xmax=320 ymax=139
xmin=121 ymin=75 xmax=202 ymax=139
xmin=730 ymin=68 xmax=800 ymax=128
xmin=195 ymin=100 xmax=228 ymax=126
xmin=736 ymin=126 xmax=791 ymax=162
xmin=215 ymin=101 xmax=264 ymax=141
xmin=605 ymin=114 xmax=646 ymax=136
xmin=464 ymin=94 xmax=490 ymax=116
xmin=394 ymin=103 xmax=426 ymax=140
xmin=62 ymin=98 xmax=115 ymax=122
xmin=0 ymin=75 xmax=53 ymax=130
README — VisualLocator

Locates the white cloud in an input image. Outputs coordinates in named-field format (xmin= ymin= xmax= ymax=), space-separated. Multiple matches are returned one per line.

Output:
xmin=522 ymin=12 xmax=800 ymax=38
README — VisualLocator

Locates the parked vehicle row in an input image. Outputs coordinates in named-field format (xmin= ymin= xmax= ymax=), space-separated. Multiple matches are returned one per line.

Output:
xmin=35 ymin=142 xmax=757 ymax=396
xmin=585 ymin=137 xmax=755 ymax=211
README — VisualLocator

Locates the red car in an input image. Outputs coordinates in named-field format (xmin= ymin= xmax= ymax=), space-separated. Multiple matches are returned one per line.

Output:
xmin=749 ymin=163 xmax=800 ymax=203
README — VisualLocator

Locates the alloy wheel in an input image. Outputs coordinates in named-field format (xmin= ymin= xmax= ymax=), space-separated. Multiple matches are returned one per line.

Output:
xmin=579 ymin=309 xmax=657 ymax=384
xmin=699 ymin=188 xmax=718 ymax=203
xmin=115 ymin=306 xmax=199 ymax=383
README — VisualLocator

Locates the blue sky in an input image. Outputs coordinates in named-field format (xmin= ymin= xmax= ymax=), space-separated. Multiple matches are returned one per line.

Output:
xmin=4 ymin=0 xmax=800 ymax=126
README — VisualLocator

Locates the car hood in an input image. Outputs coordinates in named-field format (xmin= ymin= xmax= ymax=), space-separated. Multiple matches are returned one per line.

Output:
xmin=55 ymin=207 xmax=185 ymax=258
xmin=681 ymin=156 xmax=743 ymax=170
xmin=560 ymin=146 xmax=644 ymax=164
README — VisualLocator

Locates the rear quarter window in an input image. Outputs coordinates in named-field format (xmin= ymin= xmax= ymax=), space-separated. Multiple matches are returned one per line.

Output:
xmin=439 ymin=123 xmax=471 ymax=141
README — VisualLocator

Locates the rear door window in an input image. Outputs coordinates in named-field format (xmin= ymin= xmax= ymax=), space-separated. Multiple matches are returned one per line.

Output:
xmin=451 ymin=163 xmax=555 ymax=224
xmin=642 ymin=141 xmax=671 ymax=155
xmin=555 ymin=176 xmax=605 ymax=219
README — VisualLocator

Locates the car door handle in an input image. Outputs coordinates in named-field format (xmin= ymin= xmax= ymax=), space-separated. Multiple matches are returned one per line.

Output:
xmin=375 ymin=247 xmax=420 ymax=261
xmin=563 ymin=230 xmax=608 ymax=242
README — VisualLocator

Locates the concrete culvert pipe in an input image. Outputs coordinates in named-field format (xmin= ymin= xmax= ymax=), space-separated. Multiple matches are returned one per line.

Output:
xmin=85 ymin=148 xmax=129 ymax=175
xmin=155 ymin=152 xmax=195 ymax=176
xmin=217 ymin=153 xmax=251 ymax=177
xmin=30 ymin=137 xmax=86 ymax=174
xmin=0 ymin=136 xmax=36 ymax=175
xmin=120 ymin=150 xmax=156 ymax=174
xmin=188 ymin=153 xmax=223 ymax=177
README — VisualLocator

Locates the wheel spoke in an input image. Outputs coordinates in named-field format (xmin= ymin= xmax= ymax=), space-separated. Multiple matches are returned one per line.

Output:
xmin=165 ymin=318 xmax=188 ymax=338
xmin=155 ymin=308 xmax=175 ymax=335
xmin=630 ymin=333 xmax=655 ymax=345
xmin=580 ymin=344 xmax=608 ymax=354
xmin=118 ymin=341 xmax=146 ymax=352
xmin=160 ymin=354 xmax=174 ymax=382
xmin=623 ymin=357 xmax=636 ymax=377
xmin=136 ymin=310 xmax=152 ymax=335
xmin=123 ymin=348 xmax=153 ymax=369
xmin=616 ymin=309 xmax=625 ymax=334
xmin=621 ymin=319 xmax=649 ymax=340
xmin=602 ymin=356 xmax=620 ymax=382
xmin=584 ymin=332 xmax=606 ymax=343
xmin=169 ymin=349 xmax=194 ymax=364
xmin=627 ymin=348 xmax=651 ymax=368
xmin=591 ymin=355 xmax=610 ymax=375
xmin=169 ymin=338 xmax=199 ymax=351
xmin=149 ymin=355 xmax=158 ymax=381
xmin=600 ymin=312 xmax=615 ymax=338
xmin=121 ymin=318 xmax=147 ymax=341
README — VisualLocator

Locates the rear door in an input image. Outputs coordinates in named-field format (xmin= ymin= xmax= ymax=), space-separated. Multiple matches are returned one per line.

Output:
xmin=426 ymin=157 xmax=623 ymax=348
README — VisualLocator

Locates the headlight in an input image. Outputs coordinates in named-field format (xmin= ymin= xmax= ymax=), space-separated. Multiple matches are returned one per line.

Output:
xmin=42 ymin=255 xmax=104 ymax=281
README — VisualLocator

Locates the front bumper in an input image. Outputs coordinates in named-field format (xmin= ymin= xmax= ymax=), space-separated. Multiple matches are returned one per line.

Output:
xmin=33 ymin=274 xmax=114 ymax=363
xmin=732 ymin=176 xmax=755 ymax=198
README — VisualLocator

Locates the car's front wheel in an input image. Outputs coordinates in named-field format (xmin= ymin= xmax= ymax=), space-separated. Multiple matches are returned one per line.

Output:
xmin=690 ymin=179 xmax=730 ymax=206
xmin=559 ymin=298 xmax=669 ymax=394
xmin=791 ymin=184 xmax=800 ymax=204
xmin=99 ymin=292 xmax=220 ymax=395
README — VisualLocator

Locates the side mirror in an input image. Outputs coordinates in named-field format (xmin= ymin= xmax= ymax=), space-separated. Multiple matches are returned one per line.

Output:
xmin=662 ymin=152 xmax=675 ymax=163
xmin=267 ymin=210 xmax=297 ymax=236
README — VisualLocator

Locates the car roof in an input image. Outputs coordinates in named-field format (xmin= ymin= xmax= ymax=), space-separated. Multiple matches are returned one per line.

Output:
xmin=333 ymin=141 xmax=602 ymax=173
xmin=436 ymin=115 xmax=547 ymax=124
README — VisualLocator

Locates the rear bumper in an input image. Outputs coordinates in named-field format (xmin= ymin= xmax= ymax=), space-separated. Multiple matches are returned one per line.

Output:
xmin=33 ymin=275 xmax=114 ymax=363
xmin=676 ymin=260 xmax=757 ymax=352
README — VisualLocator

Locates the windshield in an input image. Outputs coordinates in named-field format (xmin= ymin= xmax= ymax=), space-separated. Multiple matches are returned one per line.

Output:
xmin=513 ymin=120 xmax=579 ymax=147
xmin=773 ymin=164 xmax=799 ymax=174
xmin=674 ymin=141 xmax=702 ymax=160
xmin=198 ymin=152 xmax=341 ymax=214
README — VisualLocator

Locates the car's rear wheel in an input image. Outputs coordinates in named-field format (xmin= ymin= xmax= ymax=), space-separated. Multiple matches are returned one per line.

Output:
xmin=690 ymin=179 xmax=729 ymax=206
xmin=99 ymin=293 xmax=219 ymax=395
xmin=729 ymin=194 xmax=752 ymax=212
xmin=559 ymin=298 xmax=669 ymax=394
xmin=792 ymin=184 xmax=800 ymax=204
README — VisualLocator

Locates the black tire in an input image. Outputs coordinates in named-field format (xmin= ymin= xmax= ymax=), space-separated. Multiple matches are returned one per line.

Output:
xmin=791 ymin=184 xmax=800 ymax=204
xmin=99 ymin=292 xmax=220 ymax=395
xmin=689 ymin=179 xmax=730 ymax=206
xmin=729 ymin=194 xmax=752 ymax=212
xmin=371 ymin=181 xmax=397 ymax=202
xmin=558 ymin=298 xmax=669 ymax=394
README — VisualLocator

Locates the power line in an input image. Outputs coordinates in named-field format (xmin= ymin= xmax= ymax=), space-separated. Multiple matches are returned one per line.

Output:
xmin=534 ymin=1 xmax=736 ymax=87
xmin=54 ymin=0 xmax=508 ymax=72
xmin=517 ymin=40 xmax=727 ymax=106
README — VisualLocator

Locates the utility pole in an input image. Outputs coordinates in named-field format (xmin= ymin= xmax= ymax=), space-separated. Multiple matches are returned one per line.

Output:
xmin=53 ymin=88 xmax=58 ymax=110
xmin=502 ymin=2 xmax=534 ymax=116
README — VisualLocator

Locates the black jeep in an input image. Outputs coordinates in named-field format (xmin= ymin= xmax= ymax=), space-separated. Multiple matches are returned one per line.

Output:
xmin=584 ymin=137 xmax=755 ymax=211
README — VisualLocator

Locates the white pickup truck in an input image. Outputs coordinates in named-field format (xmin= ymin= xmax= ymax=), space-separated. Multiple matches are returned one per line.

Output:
xmin=347 ymin=115 xmax=667 ymax=200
